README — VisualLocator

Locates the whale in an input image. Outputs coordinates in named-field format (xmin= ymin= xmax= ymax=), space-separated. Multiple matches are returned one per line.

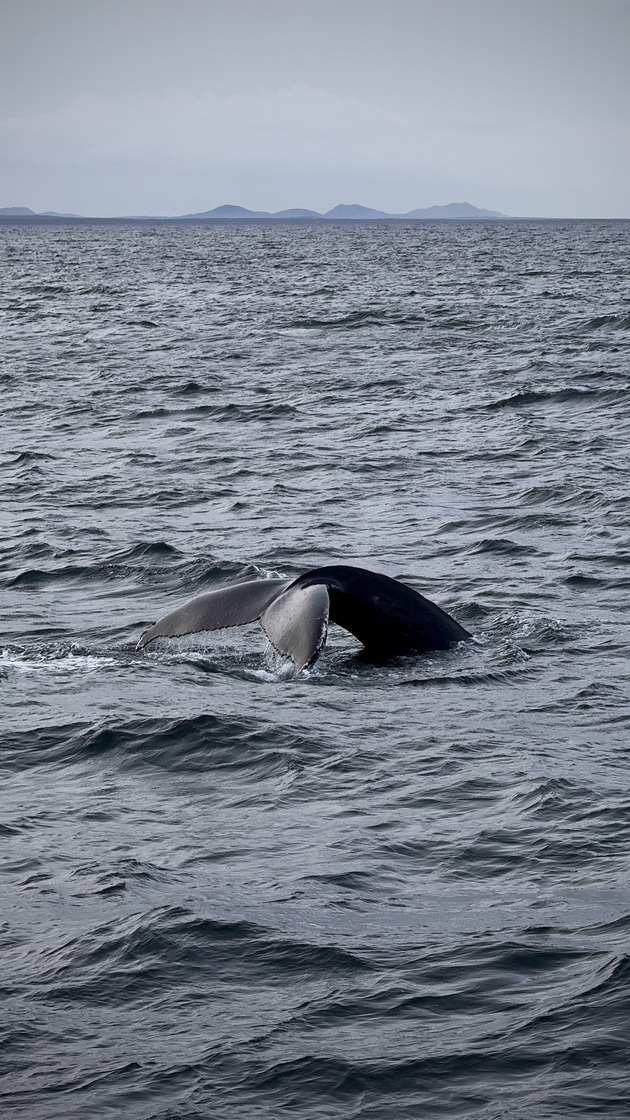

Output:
xmin=136 ymin=565 xmax=470 ymax=674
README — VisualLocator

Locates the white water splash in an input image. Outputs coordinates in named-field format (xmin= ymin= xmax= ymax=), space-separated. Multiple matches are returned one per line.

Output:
xmin=0 ymin=649 xmax=117 ymax=676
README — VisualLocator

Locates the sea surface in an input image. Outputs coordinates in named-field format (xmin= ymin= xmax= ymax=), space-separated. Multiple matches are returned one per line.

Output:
xmin=1 ymin=219 xmax=630 ymax=1119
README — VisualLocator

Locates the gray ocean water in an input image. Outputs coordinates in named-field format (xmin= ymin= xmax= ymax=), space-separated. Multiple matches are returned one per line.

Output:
xmin=1 ymin=219 xmax=630 ymax=1119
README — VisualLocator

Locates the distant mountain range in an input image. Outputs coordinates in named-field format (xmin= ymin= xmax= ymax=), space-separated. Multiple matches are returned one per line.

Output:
xmin=182 ymin=202 xmax=507 ymax=220
xmin=0 ymin=206 xmax=81 ymax=217
xmin=0 ymin=202 xmax=508 ymax=221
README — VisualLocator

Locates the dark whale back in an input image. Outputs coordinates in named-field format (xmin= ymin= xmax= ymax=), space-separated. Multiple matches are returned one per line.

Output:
xmin=293 ymin=565 xmax=470 ymax=655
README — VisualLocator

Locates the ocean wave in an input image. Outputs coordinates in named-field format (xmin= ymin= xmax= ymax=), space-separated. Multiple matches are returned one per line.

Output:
xmin=129 ymin=401 xmax=297 ymax=422
xmin=35 ymin=906 xmax=372 ymax=1008
xmin=585 ymin=313 xmax=630 ymax=331
xmin=484 ymin=385 xmax=627 ymax=410
xmin=287 ymin=308 xmax=432 ymax=330
xmin=2 ymin=543 xmax=240 ymax=592
xmin=468 ymin=537 xmax=539 ymax=557
xmin=401 ymin=666 xmax=536 ymax=688
xmin=0 ymin=713 xmax=324 ymax=774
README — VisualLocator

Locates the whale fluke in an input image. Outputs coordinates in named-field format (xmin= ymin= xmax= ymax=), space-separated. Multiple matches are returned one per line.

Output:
xmin=136 ymin=564 xmax=470 ymax=672
xmin=261 ymin=582 xmax=329 ymax=672
xmin=136 ymin=577 xmax=291 ymax=649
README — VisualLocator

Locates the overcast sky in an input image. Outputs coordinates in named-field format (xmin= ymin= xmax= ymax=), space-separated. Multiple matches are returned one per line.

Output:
xmin=1 ymin=0 xmax=628 ymax=216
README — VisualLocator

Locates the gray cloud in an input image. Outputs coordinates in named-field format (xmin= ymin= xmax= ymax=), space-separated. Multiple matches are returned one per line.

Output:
xmin=1 ymin=0 xmax=628 ymax=216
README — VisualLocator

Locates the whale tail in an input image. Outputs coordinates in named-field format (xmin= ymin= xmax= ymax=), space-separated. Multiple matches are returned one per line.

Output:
xmin=136 ymin=565 xmax=470 ymax=674
xmin=135 ymin=577 xmax=291 ymax=649
xmin=260 ymin=582 xmax=329 ymax=672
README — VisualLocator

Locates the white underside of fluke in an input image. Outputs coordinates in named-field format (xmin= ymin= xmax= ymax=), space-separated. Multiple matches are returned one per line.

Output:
xmin=260 ymin=583 xmax=330 ymax=674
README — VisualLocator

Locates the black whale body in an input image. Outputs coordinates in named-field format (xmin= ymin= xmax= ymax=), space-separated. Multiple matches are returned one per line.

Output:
xmin=294 ymin=566 xmax=469 ymax=656
xmin=137 ymin=564 xmax=470 ymax=674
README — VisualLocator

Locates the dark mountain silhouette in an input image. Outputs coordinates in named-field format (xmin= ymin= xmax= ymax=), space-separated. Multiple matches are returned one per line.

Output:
xmin=183 ymin=204 xmax=272 ymax=218
xmin=272 ymin=208 xmax=322 ymax=218
xmin=1 ymin=201 xmax=510 ymax=221
xmin=0 ymin=206 xmax=80 ymax=217
xmin=181 ymin=201 xmax=506 ymax=220
xmin=324 ymin=203 xmax=390 ymax=219
xmin=403 ymin=202 xmax=505 ymax=218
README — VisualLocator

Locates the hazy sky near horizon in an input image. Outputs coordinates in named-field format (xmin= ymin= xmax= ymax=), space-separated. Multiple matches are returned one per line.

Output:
xmin=1 ymin=0 xmax=629 ymax=217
